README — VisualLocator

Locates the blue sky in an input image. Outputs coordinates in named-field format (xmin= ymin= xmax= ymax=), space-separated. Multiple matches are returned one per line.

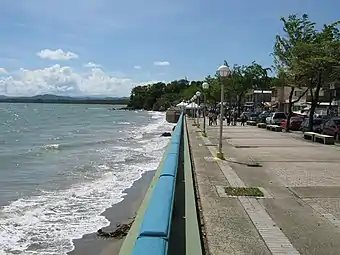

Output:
xmin=0 ymin=0 xmax=339 ymax=96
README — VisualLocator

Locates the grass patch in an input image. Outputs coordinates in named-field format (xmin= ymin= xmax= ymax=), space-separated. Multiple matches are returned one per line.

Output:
xmin=224 ymin=187 xmax=264 ymax=197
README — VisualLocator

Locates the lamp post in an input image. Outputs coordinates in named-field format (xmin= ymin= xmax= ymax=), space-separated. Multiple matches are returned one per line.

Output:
xmin=202 ymin=82 xmax=209 ymax=137
xmin=217 ymin=65 xmax=231 ymax=160
xmin=192 ymin=95 xmax=197 ymax=123
xmin=190 ymin=97 xmax=194 ymax=120
xmin=196 ymin=91 xmax=201 ymax=128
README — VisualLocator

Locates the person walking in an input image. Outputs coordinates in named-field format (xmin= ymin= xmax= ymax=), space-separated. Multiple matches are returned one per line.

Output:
xmin=240 ymin=114 xmax=246 ymax=126
xmin=213 ymin=112 xmax=218 ymax=125
xmin=208 ymin=111 xmax=213 ymax=126
xmin=232 ymin=110 xmax=238 ymax=126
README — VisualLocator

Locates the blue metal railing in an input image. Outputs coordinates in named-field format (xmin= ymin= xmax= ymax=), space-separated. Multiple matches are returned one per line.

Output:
xmin=131 ymin=113 xmax=184 ymax=254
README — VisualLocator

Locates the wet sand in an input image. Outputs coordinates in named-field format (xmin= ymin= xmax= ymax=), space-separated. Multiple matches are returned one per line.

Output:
xmin=69 ymin=170 xmax=155 ymax=255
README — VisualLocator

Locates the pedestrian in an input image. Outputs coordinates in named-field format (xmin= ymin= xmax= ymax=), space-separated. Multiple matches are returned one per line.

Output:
xmin=233 ymin=110 xmax=238 ymax=126
xmin=240 ymin=114 xmax=246 ymax=126
xmin=208 ymin=112 xmax=213 ymax=126
xmin=213 ymin=113 xmax=218 ymax=125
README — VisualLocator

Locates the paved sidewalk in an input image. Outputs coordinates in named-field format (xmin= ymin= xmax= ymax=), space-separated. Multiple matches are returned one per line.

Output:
xmin=187 ymin=119 xmax=340 ymax=255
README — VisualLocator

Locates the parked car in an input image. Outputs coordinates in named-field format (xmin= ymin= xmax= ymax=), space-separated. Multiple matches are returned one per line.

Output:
xmin=257 ymin=111 xmax=272 ymax=123
xmin=248 ymin=113 xmax=259 ymax=121
xmin=322 ymin=117 xmax=340 ymax=140
xmin=280 ymin=117 xmax=304 ymax=131
xmin=292 ymin=113 xmax=306 ymax=119
xmin=300 ymin=118 xmax=323 ymax=133
xmin=266 ymin=112 xmax=287 ymax=125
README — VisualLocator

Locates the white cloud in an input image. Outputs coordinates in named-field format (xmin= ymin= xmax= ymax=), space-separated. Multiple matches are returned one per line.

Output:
xmin=0 ymin=64 xmax=143 ymax=97
xmin=84 ymin=62 xmax=101 ymax=68
xmin=154 ymin=61 xmax=170 ymax=66
xmin=133 ymin=65 xmax=141 ymax=69
xmin=0 ymin=68 xmax=8 ymax=74
xmin=37 ymin=49 xmax=79 ymax=61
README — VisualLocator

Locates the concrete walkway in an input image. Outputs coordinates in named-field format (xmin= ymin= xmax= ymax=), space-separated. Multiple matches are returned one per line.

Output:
xmin=187 ymin=118 xmax=340 ymax=255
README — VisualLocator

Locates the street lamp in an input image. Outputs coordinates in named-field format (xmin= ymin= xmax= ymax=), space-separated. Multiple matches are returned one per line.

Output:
xmin=217 ymin=65 xmax=231 ymax=160
xmin=196 ymin=91 xmax=201 ymax=127
xmin=192 ymin=95 xmax=197 ymax=122
xmin=202 ymin=82 xmax=209 ymax=137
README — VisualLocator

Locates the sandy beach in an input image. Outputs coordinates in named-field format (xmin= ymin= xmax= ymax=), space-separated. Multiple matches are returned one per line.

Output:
xmin=69 ymin=170 xmax=155 ymax=255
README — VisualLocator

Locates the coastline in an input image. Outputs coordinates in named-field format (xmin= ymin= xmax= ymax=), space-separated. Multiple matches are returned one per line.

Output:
xmin=69 ymin=170 xmax=155 ymax=255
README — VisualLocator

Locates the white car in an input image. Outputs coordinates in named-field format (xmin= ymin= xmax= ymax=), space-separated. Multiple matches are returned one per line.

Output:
xmin=266 ymin=112 xmax=286 ymax=125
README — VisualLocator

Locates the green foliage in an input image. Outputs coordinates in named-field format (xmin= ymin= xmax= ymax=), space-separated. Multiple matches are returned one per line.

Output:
xmin=292 ymin=21 xmax=340 ymax=86
xmin=180 ymin=80 xmax=203 ymax=100
xmin=128 ymin=79 xmax=191 ymax=110
xmin=128 ymin=62 xmax=273 ymax=111
xmin=244 ymin=62 xmax=272 ymax=90
xmin=273 ymin=13 xmax=340 ymax=131
xmin=273 ymin=14 xmax=316 ymax=87
xmin=128 ymin=13 xmax=340 ymax=117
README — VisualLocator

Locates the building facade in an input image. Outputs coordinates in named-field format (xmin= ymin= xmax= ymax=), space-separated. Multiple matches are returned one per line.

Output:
xmin=271 ymin=85 xmax=339 ymax=114
xmin=244 ymin=89 xmax=272 ymax=112
xmin=271 ymin=87 xmax=308 ymax=112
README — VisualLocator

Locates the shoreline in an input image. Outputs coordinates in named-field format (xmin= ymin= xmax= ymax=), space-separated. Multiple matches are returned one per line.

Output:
xmin=69 ymin=170 xmax=155 ymax=255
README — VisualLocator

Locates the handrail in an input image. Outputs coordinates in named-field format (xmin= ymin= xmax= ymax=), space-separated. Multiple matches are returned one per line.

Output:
xmin=183 ymin=118 xmax=203 ymax=255
xmin=119 ymin=113 xmax=184 ymax=255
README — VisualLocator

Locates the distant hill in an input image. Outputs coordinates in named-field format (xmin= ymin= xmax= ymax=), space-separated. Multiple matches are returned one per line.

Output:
xmin=0 ymin=94 xmax=129 ymax=105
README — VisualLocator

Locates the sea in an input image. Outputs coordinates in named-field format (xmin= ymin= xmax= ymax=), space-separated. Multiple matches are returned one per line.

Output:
xmin=0 ymin=103 xmax=173 ymax=255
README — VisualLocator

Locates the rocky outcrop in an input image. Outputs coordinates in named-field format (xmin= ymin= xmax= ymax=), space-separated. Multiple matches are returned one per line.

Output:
xmin=97 ymin=220 xmax=133 ymax=239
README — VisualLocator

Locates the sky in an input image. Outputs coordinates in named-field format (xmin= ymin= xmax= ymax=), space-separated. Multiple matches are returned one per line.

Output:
xmin=0 ymin=0 xmax=339 ymax=97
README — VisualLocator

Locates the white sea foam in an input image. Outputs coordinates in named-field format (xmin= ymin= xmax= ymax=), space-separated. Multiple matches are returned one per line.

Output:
xmin=133 ymin=134 xmax=143 ymax=140
xmin=41 ymin=144 xmax=60 ymax=150
xmin=124 ymin=111 xmax=174 ymax=140
xmin=0 ymin=111 xmax=173 ymax=255
xmin=150 ymin=111 xmax=164 ymax=120
xmin=142 ymin=112 xmax=172 ymax=134
xmin=0 ymin=161 xmax=158 ymax=255
xmin=97 ymin=164 xmax=110 ymax=170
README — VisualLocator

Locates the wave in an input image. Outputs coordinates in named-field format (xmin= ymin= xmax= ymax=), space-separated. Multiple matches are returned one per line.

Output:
xmin=14 ymin=112 xmax=169 ymax=155
xmin=41 ymin=144 xmax=60 ymax=150
xmin=149 ymin=111 xmax=165 ymax=120
xmin=0 ymin=111 xmax=173 ymax=255
xmin=133 ymin=134 xmax=143 ymax=140
xmin=142 ymin=111 xmax=169 ymax=134
xmin=39 ymin=137 xmax=131 ymax=152
xmin=0 ymin=161 xmax=159 ymax=254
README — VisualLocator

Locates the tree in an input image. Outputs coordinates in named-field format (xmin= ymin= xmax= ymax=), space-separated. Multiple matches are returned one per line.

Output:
xmin=245 ymin=62 xmax=272 ymax=90
xmin=204 ymin=75 xmax=221 ymax=106
xmin=273 ymin=14 xmax=316 ymax=131
xmin=229 ymin=65 xmax=250 ymax=114
xmin=180 ymin=80 xmax=202 ymax=101
xmin=128 ymin=79 xmax=197 ymax=111
xmin=201 ymin=62 xmax=272 ymax=112
xmin=243 ymin=62 xmax=273 ymax=112
xmin=292 ymin=20 xmax=340 ymax=131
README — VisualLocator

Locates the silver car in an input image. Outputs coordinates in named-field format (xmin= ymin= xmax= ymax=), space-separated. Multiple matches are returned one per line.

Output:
xmin=266 ymin=112 xmax=286 ymax=125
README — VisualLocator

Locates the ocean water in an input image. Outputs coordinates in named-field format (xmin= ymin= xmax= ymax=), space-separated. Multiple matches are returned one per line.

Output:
xmin=0 ymin=103 xmax=173 ymax=255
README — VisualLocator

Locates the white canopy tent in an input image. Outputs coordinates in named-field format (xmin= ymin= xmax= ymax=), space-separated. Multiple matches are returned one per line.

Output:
xmin=186 ymin=102 xmax=199 ymax=109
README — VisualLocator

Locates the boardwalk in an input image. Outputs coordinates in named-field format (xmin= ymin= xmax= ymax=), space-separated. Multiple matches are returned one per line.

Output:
xmin=187 ymin=119 xmax=340 ymax=255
